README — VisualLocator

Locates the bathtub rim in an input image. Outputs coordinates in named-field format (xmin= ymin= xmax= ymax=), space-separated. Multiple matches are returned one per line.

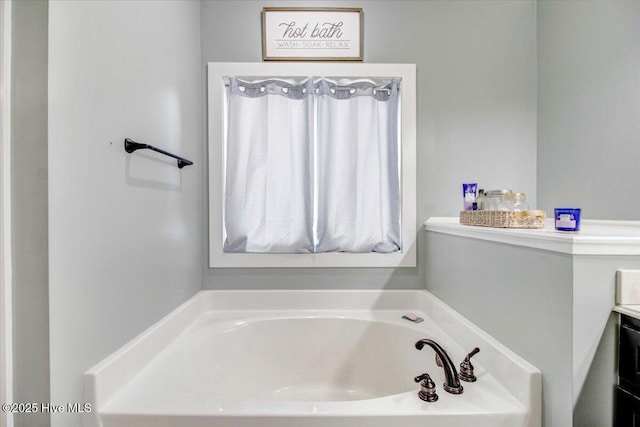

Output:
xmin=84 ymin=290 xmax=541 ymax=427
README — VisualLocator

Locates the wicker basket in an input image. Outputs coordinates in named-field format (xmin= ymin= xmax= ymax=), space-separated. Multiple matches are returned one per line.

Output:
xmin=459 ymin=210 xmax=546 ymax=229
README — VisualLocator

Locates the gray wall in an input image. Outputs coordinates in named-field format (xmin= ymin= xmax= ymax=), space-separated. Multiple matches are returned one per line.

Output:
xmin=426 ymin=232 xmax=640 ymax=427
xmin=202 ymin=0 xmax=537 ymax=289
xmin=425 ymin=232 xmax=573 ymax=427
xmin=47 ymin=2 xmax=203 ymax=426
xmin=11 ymin=1 xmax=49 ymax=427
xmin=537 ymin=0 xmax=640 ymax=220
xmin=18 ymin=1 xmax=638 ymax=425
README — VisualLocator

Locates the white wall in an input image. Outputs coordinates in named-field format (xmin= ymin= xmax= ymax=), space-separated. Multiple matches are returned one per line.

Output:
xmin=537 ymin=0 xmax=640 ymax=220
xmin=202 ymin=0 xmax=537 ymax=289
xmin=48 ymin=2 xmax=202 ymax=427
xmin=572 ymin=257 xmax=622 ymax=427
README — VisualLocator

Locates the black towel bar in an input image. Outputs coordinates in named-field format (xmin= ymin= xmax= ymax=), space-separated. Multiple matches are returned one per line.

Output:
xmin=124 ymin=138 xmax=193 ymax=169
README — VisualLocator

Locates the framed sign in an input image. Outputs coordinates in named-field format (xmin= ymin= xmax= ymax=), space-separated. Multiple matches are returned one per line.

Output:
xmin=262 ymin=7 xmax=363 ymax=61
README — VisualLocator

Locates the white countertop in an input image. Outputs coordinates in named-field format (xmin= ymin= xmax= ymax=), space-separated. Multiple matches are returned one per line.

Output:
xmin=614 ymin=305 xmax=640 ymax=321
xmin=425 ymin=217 xmax=640 ymax=255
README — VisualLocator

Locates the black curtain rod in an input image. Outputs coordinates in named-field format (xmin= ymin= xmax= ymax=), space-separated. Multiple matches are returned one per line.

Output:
xmin=124 ymin=138 xmax=193 ymax=169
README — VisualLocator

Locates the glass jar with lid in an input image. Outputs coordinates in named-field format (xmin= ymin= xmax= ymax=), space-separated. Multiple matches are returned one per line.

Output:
xmin=512 ymin=192 xmax=529 ymax=211
xmin=497 ymin=192 xmax=529 ymax=212
xmin=484 ymin=190 xmax=512 ymax=211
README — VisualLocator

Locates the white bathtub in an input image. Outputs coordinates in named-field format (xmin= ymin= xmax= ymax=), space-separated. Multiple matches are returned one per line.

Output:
xmin=85 ymin=290 xmax=541 ymax=427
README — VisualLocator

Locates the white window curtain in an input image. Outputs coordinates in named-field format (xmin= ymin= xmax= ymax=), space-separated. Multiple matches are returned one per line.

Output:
xmin=315 ymin=78 xmax=401 ymax=253
xmin=224 ymin=78 xmax=314 ymax=253
xmin=223 ymin=76 xmax=401 ymax=254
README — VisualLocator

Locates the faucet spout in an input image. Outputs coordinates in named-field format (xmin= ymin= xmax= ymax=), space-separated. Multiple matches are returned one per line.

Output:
xmin=415 ymin=339 xmax=463 ymax=394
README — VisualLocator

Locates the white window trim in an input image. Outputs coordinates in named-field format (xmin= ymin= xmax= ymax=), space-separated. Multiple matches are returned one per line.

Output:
xmin=208 ymin=62 xmax=416 ymax=268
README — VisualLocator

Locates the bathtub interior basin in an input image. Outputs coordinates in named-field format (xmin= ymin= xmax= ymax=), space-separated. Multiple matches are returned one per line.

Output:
xmin=85 ymin=290 xmax=541 ymax=427
xmin=169 ymin=316 xmax=434 ymax=402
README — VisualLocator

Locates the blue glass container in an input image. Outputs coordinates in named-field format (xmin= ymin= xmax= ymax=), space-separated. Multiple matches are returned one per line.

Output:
xmin=554 ymin=208 xmax=581 ymax=232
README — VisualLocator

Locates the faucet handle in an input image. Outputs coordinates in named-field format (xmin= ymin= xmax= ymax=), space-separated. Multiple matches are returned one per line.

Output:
xmin=459 ymin=347 xmax=480 ymax=382
xmin=414 ymin=373 xmax=438 ymax=402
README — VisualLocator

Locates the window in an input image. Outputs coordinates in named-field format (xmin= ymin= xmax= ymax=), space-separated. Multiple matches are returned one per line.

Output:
xmin=208 ymin=63 xmax=416 ymax=268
